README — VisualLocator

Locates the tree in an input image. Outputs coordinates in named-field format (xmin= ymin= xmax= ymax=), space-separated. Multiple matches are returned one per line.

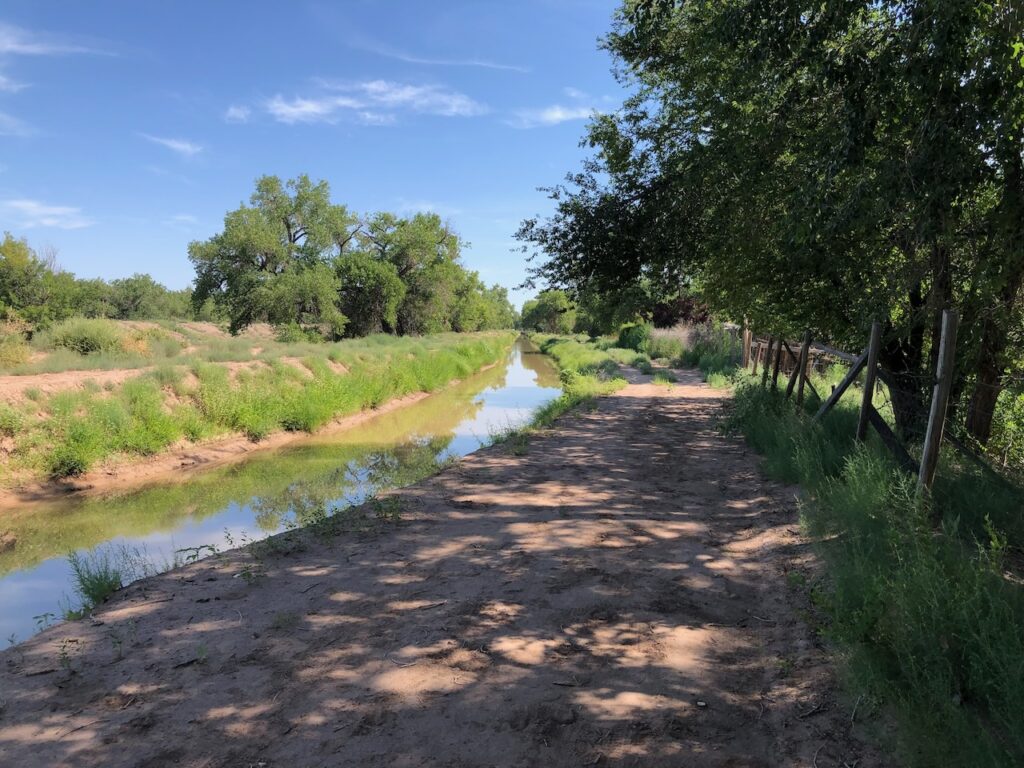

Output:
xmin=521 ymin=290 xmax=576 ymax=333
xmin=189 ymin=174 xmax=360 ymax=334
xmin=360 ymin=212 xmax=464 ymax=335
xmin=519 ymin=0 xmax=1024 ymax=443
xmin=335 ymin=252 xmax=406 ymax=336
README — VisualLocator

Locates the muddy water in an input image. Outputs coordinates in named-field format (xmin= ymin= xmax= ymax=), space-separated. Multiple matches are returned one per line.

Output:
xmin=0 ymin=339 xmax=561 ymax=642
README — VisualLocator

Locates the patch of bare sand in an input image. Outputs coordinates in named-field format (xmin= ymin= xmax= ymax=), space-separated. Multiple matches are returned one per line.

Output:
xmin=0 ymin=367 xmax=153 ymax=404
xmin=0 ymin=370 xmax=889 ymax=767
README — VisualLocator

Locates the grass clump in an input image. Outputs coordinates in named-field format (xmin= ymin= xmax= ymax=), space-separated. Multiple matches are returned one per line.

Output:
xmin=726 ymin=380 xmax=1024 ymax=767
xmin=67 ymin=549 xmax=123 ymax=608
xmin=40 ymin=318 xmax=125 ymax=355
xmin=653 ymin=371 xmax=677 ymax=385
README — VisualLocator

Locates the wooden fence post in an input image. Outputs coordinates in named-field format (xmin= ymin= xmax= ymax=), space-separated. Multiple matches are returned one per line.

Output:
xmin=918 ymin=310 xmax=959 ymax=494
xmin=771 ymin=339 xmax=783 ymax=390
xmin=795 ymin=330 xmax=812 ymax=405
xmin=751 ymin=341 xmax=761 ymax=375
xmin=856 ymin=321 xmax=882 ymax=441
xmin=761 ymin=337 xmax=774 ymax=387
xmin=741 ymin=324 xmax=752 ymax=369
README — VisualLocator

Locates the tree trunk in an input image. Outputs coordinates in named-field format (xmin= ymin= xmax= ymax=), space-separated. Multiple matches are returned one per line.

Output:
xmin=879 ymin=283 xmax=929 ymax=440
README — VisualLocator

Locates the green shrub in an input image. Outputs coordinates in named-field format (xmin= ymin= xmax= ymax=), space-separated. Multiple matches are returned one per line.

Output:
xmin=274 ymin=321 xmax=323 ymax=344
xmin=617 ymin=323 xmax=652 ymax=353
xmin=648 ymin=335 xmax=684 ymax=361
xmin=48 ymin=420 xmax=104 ymax=477
xmin=0 ymin=404 xmax=23 ymax=436
xmin=42 ymin=318 xmax=124 ymax=355
xmin=0 ymin=334 xmax=30 ymax=367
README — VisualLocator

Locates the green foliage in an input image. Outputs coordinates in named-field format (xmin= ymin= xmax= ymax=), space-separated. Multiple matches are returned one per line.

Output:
xmin=519 ymin=0 xmax=1024 ymax=449
xmin=67 ymin=549 xmax=124 ymax=609
xmin=727 ymin=382 xmax=1024 ymax=766
xmin=616 ymin=323 xmax=651 ymax=352
xmin=40 ymin=318 xmax=124 ymax=355
xmin=520 ymin=290 xmax=576 ymax=333
xmin=335 ymin=251 xmax=406 ymax=336
xmin=11 ymin=332 xmax=515 ymax=481
xmin=676 ymin=324 xmax=741 ymax=386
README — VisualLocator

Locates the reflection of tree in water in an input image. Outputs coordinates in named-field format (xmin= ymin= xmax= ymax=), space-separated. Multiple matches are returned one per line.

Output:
xmin=0 ymin=341 xmax=550 ymax=576
xmin=518 ymin=345 xmax=562 ymax=389
xmin=250 ymin=435 xmax=455 ymax=531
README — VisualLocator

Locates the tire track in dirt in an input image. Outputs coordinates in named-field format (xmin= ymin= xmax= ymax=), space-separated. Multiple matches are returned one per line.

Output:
xmin=0 ymin=369 xmax=889 ymax=767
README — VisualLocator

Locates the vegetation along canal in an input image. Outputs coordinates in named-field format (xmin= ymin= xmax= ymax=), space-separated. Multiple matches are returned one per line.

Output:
xmin=0 ymin=339 xmax=560 ymax=642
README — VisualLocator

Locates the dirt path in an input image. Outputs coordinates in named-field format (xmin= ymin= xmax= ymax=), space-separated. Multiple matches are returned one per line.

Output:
xmin=0 ymin=370 xmax=887 ymax=767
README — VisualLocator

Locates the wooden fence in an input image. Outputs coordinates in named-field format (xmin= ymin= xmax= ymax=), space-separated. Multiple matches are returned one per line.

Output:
xmin=740 ymin=311 xmax=960 ymax=494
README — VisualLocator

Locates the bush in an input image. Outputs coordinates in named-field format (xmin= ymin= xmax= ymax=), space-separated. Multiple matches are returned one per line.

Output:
xmin=42 ymin=318 xmax=124 ymax=355
xmin=0 ymin=334 xmax=29 ymax=367
xmin=274 ymin=321 xmax=323 ymax=344
xmin=648 ymin=335 xmax=684 ymax=361
xmin=617 ymin=323 xmax=652 ymax=353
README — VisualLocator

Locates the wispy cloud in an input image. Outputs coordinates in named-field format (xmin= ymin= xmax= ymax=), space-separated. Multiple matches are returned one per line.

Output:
xmin=509 ymin=104 xmax=594 ymax=129
xmin=0 ymin=198 xmax=93 ymax=229
xmin=0 ymin=110 xmax=31 ymax=136
xmin=223 ymin=104 xmax=251 ymax=123
xmin=356 ymin=40 xmax=527 ymax=73
xmin=396 ymin=198 xmax=463 ymax=217
xmin=0 ymin=73 xmax=27 ymax=93
xmin=0 ymin=22 xmax=109 ymax=56
xmin=139 ymin=133 xmax=204 ymax=157
xmin=264 ymin=80 xmax=487 ymax=125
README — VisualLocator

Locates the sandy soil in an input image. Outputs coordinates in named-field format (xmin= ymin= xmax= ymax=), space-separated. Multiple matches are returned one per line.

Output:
xmin=0 ymin=366 xmax=155 ymax=404
xmin=0 ymin=369 xmax=888 ymax=767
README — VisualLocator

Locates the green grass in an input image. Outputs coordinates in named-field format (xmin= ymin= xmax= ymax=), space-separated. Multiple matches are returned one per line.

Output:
xmin=678 ymin=324 xmax=741 ymax=385
xmin=653 ymin=371 xmax=677 ymax=385
xmin=67 ymin=549 xmax=124 ymax=609
xmin=725 ymin=380 xmax=1024 ymax=767
xmin=3 ymin=332 xmax=515 ymax=482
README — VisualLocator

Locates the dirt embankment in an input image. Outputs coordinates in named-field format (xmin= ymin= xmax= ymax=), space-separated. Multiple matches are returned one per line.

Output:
xmin=0 ymin=369 xmax=888 ymax=767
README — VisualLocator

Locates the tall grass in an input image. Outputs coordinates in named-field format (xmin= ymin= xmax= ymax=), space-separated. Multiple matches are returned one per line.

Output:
xmin=726 ymin=381 xmax=1024 ymax=767
xmin=679 ymin=323 xmax=741 ymax=385
xmin=4 ymin=332 xmax=515 ymax=481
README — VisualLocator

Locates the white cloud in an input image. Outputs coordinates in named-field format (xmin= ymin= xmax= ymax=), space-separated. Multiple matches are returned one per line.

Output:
xmin=356 ymin=41 xmax=527 ymax=73
xmin=0 ymin=73 xmax=27 ymax=93
xmin=1 ymin=199 xmax=92 ymax=229
xmin=264 ymin=80 xmax=487 ymax=125
xmin=563 ymin=87 xmax=588 ymax=100
xmin=223 ymin=104 xmax=251 ymax=123
xmin=509 ymin=104 xmax=594 ymax=129
xmin=0 ymin=110 xmax=31 ymax=136
xmin=139 ymin=133 xmax=204 ymax=157
xmin=0 ymin=22 xmax=107 ymax=56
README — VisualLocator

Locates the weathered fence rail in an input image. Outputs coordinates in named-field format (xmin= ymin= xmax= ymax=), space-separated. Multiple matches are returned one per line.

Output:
xmin=741 ymin=311 xmax=962 ymax=494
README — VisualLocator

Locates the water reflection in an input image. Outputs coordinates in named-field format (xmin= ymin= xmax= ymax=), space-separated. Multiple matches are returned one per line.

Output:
xmin=0 ymin=339 xmax=560 ymax=642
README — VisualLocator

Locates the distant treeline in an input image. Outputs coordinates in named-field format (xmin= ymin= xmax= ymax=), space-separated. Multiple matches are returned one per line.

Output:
xmin=0 ymin=233 xmax=201 ymax=328
xmin=0 ymin=173 xmax=518 ymax=341
xmin=189 ymin=174 xmax=516 ymax=340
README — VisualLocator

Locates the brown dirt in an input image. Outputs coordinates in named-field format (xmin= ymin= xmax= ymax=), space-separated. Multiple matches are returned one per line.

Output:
xmin=0 ymin=370 xmax=888 ymax=767
xmin=0 ymin=367 xmax=153 ymax=404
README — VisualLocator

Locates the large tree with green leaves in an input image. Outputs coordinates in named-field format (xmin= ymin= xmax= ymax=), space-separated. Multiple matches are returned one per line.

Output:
xmin=189 ymin=174 xmax=359 ymax=335
xmin=519 ymin=0 xmax=1024 ymax=444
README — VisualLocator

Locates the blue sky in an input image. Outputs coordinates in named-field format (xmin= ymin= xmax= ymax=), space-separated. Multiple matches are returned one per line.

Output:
xmin=0 ymin=1 xmax=622 ymax=307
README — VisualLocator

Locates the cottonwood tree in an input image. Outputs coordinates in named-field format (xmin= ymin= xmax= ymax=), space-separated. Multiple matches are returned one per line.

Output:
xmin=519 ymin=0 xmax=1024 ymax=443
xmin=190 ymin=174 xmax=360 ymax=335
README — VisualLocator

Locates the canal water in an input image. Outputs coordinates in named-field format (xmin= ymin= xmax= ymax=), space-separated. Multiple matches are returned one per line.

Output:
xmin=0 ymin=339 xmax=561 ymax=642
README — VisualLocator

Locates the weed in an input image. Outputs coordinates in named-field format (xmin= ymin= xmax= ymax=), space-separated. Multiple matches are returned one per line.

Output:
xmin=67 ymin=549 xmax=123 ymax=608
xmin=652 ymin=371 xmax=677 ymax=386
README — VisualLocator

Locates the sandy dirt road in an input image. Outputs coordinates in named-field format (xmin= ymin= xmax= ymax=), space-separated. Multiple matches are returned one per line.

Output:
xmin=0 ymin=369 xmax=887 ymax=767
